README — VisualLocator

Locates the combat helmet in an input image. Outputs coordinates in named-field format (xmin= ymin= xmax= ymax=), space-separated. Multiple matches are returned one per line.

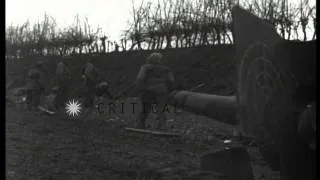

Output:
xmin=146 ymin=52 xmax=163 ymax=64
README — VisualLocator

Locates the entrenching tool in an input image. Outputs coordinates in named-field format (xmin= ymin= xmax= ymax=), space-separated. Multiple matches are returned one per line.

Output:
xmin=167 ymin=5 xmax=316 ymax=180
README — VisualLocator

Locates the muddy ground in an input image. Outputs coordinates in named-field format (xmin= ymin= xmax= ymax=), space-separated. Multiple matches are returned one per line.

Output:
xmin=6 ymin=46 xmax=281 ymax=179
xmin=6 ymin=96 xmax=281 ymax=180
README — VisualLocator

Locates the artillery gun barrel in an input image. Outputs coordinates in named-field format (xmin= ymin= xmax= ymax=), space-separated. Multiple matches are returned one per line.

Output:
xmin=169 ymin=90 xmax=238 ymax=125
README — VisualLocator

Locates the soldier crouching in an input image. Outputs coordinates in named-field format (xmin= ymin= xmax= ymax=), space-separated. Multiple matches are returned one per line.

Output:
xmin=134 ymin=52 xmax=175 ymax=130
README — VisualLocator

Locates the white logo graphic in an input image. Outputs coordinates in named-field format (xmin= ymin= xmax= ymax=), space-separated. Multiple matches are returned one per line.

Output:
xmin=65 ymin=99 xmax=82 ymax=117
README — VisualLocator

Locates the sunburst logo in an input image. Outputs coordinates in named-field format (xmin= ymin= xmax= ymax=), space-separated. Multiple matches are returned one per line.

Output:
xmin=65 ymin=99 xmax=82 ymax=117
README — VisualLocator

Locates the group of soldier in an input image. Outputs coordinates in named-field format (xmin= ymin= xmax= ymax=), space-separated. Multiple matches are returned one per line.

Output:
xmin=23 ymin=52 xmax=175 ymax=130
xmin=25 ymin=57 xmax=72 ymax=112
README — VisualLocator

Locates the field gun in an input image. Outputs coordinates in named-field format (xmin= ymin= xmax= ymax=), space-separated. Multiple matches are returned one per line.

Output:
xmin=168 ymin=6 xmax=316 ymax=180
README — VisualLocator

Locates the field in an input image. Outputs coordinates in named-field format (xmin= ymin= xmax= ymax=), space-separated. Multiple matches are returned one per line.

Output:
xmin=6 ymin=46 xmax=281 ymax=179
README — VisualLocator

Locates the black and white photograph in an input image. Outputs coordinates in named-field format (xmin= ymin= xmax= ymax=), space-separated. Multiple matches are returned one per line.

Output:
xmin=6 ymin=0 xmax=316 ymax=179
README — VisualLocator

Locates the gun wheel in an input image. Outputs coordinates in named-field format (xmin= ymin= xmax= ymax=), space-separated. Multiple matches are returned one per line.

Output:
xmin=237 ymin=43 xmax=294 ymax=146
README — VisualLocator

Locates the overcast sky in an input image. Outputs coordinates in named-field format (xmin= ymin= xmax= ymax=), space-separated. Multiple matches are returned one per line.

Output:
xmin=6 ymin=0 xmax=145 ymax=41
xmin=6 ymin=0 xmax=316 ymax=41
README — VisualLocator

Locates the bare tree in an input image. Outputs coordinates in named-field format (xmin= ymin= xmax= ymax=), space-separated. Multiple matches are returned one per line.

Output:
xmin=298 ymin=0 xmax=312 ymax=41
xmin=6 ymin=0 xmax=316 ymax=58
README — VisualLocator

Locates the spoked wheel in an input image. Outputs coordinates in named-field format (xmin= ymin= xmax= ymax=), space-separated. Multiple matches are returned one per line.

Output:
xmin=237 ymin=42 xmax=291 ymax=144
xmin=237 ymin=42 xmax=316 ymax=179
xmin=237 ymin=43 xmax=296 ymax=171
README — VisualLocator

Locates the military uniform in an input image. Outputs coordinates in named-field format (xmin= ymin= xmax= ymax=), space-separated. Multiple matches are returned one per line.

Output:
xmin=82 ymin=62 xmax=102 ymax=108
xmin=135 ymin=54 xmax=174 ymax=130
xmin=25 ymin=69 xmax=44 ymax=111
xmin=55 ymin=61 xmax=71 ymax=110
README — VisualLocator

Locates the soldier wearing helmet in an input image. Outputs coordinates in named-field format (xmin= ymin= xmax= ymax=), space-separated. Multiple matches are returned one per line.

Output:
xmin=134 ymin=52 xmax=175 ymax=130
xmin=55 ymin=56 xmax=71 ymax=110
